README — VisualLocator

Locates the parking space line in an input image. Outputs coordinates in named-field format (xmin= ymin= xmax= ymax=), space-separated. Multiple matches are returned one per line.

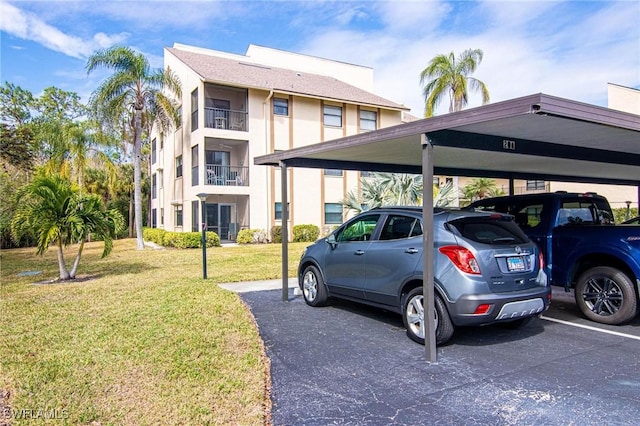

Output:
xmin=541 ymin=316 xmax=640 ymax=341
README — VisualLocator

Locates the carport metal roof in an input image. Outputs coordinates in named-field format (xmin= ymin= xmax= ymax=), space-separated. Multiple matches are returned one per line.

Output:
xmin=254 ymin=93 xmax=640 ymax=363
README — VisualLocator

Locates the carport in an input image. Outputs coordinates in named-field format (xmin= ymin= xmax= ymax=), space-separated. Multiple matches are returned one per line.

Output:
xmin=254 ymin=93 xmax=640 ymax=362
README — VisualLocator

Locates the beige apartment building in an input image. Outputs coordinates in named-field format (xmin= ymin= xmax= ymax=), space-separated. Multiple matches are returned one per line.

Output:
xmin=150 ymin=43 xmax=408 ymax=241
xmin=150 ymin=44 xmax=639 ymax=239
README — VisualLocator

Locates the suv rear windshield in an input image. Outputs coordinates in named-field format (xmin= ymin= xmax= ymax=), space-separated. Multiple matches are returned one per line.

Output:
xmin=447 ymin=217 xmax=529 ymax=245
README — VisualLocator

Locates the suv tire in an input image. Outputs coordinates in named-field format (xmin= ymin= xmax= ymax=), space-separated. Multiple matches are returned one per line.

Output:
xmin=402 ymin=287 xmax=454 ymax=345
xmin=301 ymin=265 xmax=329 ymax=307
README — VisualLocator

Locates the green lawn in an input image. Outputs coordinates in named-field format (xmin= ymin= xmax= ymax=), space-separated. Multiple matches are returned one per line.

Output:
xmin=1 ymin=239 xmax=306 ymax=425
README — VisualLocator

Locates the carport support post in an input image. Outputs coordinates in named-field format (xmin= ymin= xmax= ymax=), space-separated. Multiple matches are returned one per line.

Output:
xmin=422 ymin=135 xmax=437 ymax=363
xmin=280 ymin=161 xmax=289 ymax=302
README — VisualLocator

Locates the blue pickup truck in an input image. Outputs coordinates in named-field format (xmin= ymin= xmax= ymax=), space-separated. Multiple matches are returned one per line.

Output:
xmin=469 ymin=192 xmax=640 ymax=325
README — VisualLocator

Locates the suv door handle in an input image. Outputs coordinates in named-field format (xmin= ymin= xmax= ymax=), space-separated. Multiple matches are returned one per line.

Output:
xmin=405 ymin=248 xmax=419 ymax=254
xmin=354 ymin=250 xmax=365 ymax=256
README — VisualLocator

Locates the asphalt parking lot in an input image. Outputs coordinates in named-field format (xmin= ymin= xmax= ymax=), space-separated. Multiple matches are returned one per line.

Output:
xmin=238 ymin=284 xmax=640 ymax=425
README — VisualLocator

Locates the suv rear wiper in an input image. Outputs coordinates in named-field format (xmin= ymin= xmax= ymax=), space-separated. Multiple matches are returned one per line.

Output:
xmin=492 ymin=237 xmax=516 ymax=244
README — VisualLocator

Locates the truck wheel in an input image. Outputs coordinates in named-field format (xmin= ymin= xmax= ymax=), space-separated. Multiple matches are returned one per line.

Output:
xmin=575 ymin=266 xmax=638 ymax=325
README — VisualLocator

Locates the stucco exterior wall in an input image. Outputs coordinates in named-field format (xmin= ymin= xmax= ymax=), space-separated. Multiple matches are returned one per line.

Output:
xmin=151 ymin=44 xmax=406 ymax=240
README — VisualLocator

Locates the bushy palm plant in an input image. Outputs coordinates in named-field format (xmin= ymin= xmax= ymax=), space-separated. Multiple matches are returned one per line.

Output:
xmin=11 ymin=174 xmax=124 ymax=280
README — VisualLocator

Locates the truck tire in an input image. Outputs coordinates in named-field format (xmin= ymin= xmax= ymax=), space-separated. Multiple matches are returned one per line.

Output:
xmin=575 ymin=266 xmax=638 ymax=325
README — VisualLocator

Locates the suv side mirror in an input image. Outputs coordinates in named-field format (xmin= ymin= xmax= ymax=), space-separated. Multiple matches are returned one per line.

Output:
xmin=326 ymin=234 xmax=337 ymax=249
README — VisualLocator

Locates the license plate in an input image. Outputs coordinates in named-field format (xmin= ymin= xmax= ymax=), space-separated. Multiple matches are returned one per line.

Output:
xmin=507 ymin=256 xmax=525 ymax=271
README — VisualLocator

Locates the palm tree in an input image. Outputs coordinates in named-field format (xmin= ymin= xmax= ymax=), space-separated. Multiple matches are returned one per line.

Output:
xmin=462 ymin=178 xmax=505 ymax=204
xmin=87 ymin=46 xmax=181 ymax=249
xmin=434 ymin=180 xmax=458 ymax=207
xmin=419 ymin=49 xmax=490 ymax=117
xmin=11 ymin=174 xmax=124 ymax=280
xmin=342 ymin=173 xmax=422 ymax=214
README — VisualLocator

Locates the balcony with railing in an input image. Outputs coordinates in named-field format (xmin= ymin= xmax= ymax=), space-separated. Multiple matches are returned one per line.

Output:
xmin=203 ymin=83 xmax=248 ymax=132
xmin=205 ymin=108 xmax=247 ymax=131
xmin=206 ymin=164 xmax=249 ymax=186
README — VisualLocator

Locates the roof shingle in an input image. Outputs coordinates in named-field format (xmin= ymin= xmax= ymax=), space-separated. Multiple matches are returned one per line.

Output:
xmin=167 ymin=47 xmax=408 ymax=110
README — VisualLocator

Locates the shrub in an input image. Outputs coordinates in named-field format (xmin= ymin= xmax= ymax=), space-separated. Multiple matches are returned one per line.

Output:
xmin=237 ymin=228 xmax=268 ymax=244
xmin=205 ymin=231 xmax=220 ymax=247
xmin=613 ymin=207 xmax=638 ymax=224
xmin=143 ymin=227 xmax=166 ymax=245
xmin=172 ymin=232 xmax=201 ymax=248
xmin=271 ymin=226 xmax=282 ymax=243
xmin=293 ymin=224 xmax=319 ymax=242
xmin=142 ymin=228 xmax=221 ymax=248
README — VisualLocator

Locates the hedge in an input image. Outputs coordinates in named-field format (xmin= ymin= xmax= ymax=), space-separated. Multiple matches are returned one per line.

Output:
xmin=270 ymin=226 xmax=282 ymax=243
xmin=236 ymin=228 xmax=269 ymax=244
xmin=292 ymin=224 xmax=320 ymax=242
xmin=142 ymin=228 xmax=220 ymax=248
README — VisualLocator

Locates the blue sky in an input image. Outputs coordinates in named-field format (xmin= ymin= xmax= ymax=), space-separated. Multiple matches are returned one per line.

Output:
xmin=1 ymin=0 xmax=638 ymax=116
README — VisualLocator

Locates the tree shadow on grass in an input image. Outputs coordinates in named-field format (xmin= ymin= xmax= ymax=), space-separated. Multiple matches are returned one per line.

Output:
xmin=29 ymin=261 xmax=156 ymax=285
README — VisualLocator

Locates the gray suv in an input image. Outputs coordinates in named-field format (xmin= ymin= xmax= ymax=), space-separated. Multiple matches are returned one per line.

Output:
xmin=298 ymin=207 xmax=550 ymax=345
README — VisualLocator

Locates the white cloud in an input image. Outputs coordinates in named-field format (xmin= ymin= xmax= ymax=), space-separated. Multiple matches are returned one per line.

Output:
xmin=375 ymin=0 xmax=452 ymax=35
xmin=0 ymin=0 xmax=129 ymax=58
xmin=300 ymin=0 xmax=640 ymax=116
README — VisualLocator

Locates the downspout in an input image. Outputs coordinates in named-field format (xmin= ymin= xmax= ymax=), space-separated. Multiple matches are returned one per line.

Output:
xmin=263 ymin=89 xmax=274 ymax=153
xmin=263 ymin=89 xmax=274 ymax=229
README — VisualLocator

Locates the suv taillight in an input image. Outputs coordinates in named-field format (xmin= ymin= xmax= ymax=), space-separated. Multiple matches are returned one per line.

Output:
xmin=538 ymin=251 xmax=545 ymax=269
xmin=439 ymin=245 xmax=481 ymax=275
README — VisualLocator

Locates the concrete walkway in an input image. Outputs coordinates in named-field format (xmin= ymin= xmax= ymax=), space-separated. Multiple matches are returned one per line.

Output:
xmin=219 ymin=278 xmax=298 ymax=293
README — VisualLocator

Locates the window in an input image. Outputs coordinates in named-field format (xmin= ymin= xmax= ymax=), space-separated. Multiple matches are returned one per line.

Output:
xmin=160 ymin=208 xmax=164 ymax=226
xmin=335 ymin=214 xmax=381 ymax=242
xmin=152 ymin=173 xmax=157 ymax=199
xmin=191 ymin=145 xmax=198 ymax=186
xmin=273 ymin=98 xmax=289 ymax=116
xmin=360 ymin=110 xmax=377 ymax=131
xmin=151 ymin=208 xmax=157 ymax=228
xmin=191 ymin=88 xmax=198 ymax=131
xmin=324 ymin=203 xmax=344 ymax=224
xmin=192 ymin=201 xmax=199 ymax=232
xmin=324 ymin=169 xmax=343 ymax=177
xmin=176 ymin=155 xmax=183 ymax=178
xmin=447 ymin=217 xmax=528 ymax=245
xmin=323 ymin=105 xmax=342 ymax=127
xmin=159 ymin=136 xmax=163 ymax=150
xmin=175 ymin=205 xmax=183 ymax=227
xmin=527 ymin=180 xmax=546 ymax=191
xmin=151 ymin=138 xmax=156 ymax=164
xmin=176 ymin=106 xmax=182 ymax=128
xmin=379 ymin=215 xmax=422 ymax=240
xmin=275 ymin=202 xmax=290 ymax=220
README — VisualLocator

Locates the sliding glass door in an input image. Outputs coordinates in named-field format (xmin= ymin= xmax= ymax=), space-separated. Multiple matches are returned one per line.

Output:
xmin=205 ymin=203 xmax=237 ymax=241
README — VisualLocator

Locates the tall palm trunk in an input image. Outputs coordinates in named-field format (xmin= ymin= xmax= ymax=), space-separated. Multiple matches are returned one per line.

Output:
xmin=133 ymin=108 xmax=144 ymax=249
xmin=129 ymin=189 xmax=134 ymax=238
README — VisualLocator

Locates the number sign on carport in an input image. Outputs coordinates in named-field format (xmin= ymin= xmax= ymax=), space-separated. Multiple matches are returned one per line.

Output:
xmin=255 ymin=93 xmax=640 ymax=363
